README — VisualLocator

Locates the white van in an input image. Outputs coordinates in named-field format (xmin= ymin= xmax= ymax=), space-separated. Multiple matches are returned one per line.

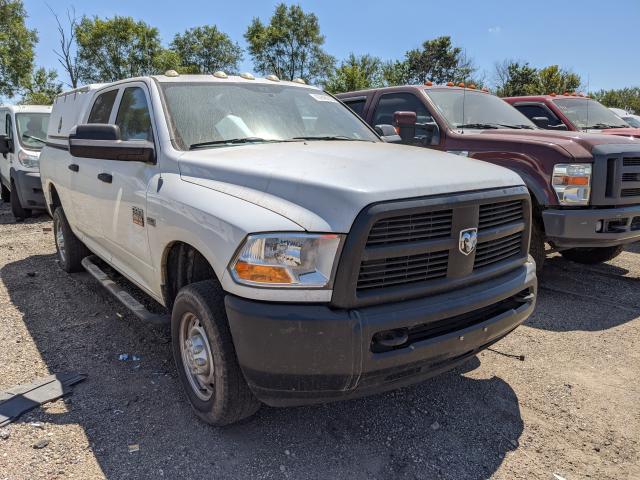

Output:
xmin=0 ymin=105 xmax=52 ymax=219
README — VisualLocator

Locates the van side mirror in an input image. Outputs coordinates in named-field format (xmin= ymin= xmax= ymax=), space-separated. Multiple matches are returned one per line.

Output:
xmin=69 ymin=124 xmax=155 ymax=163
xmin=0 ymin=135 xmax=13 ymax=155
xmin=531 ymin=116 xmax=550 ymax=129
xmin=374 ymin=124 xmax=402 ymax=143
xmin=393 ymin=111 xmax=417 ymax=141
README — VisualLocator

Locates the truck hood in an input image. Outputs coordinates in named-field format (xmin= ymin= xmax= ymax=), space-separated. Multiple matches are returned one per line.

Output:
xmin=177 ymin=141 xmax=524 ymax=232
xmin=588 ymin=127 xmax=640 ymax=138
xmin=465 ymin=128 xmax=639 ymax=159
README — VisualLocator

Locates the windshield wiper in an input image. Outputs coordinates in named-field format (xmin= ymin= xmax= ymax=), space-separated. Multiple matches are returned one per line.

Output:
xmin=455 ymin=123 xmax=499 ymax=130
xmin=585 ymin=123 xmax=628 ymax=130
xmin=290 ymin=135 xmax=366 ymax=141
xmin=22 ymin=134 xmax=46 ymax=143
xmin=189 ymin=137 xmax=279 ymax=150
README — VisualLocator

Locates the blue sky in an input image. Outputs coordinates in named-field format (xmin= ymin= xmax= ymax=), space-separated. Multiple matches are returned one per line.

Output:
xmin=23 ymin=0 xmax=640 ymax=91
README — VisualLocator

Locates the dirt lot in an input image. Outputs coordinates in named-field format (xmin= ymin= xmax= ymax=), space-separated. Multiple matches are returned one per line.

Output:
xmin=0 ymin=203 xmax=638 ymax=480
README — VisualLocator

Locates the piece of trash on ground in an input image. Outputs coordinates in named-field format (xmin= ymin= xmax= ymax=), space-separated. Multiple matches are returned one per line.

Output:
xmin=118 ymin=354 xmax=129 ymax=361
xmin=128 ymin=444 xmax=140 ymax=453
xmin=33 ymin=438 xmax=49 ymax=449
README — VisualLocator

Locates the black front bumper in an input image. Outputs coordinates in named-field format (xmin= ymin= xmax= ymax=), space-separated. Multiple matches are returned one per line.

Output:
xmin=225 ymin=261 xmax=536 ymax=407
xmin=12 ymin=170 xmax=46 ymax=210
xmin=543 ymin=205 xmax=640 ymax=248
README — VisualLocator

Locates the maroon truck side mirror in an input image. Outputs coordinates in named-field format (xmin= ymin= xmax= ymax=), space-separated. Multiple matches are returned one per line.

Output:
xmin=393 ymin=111 xmax=417 ymax=141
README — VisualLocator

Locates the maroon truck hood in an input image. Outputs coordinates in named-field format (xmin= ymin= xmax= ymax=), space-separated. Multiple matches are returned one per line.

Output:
xmin=468 ymin=128 xmax=639 ymax=159
xmin=597 ymin=128 xmax=640 ymax=138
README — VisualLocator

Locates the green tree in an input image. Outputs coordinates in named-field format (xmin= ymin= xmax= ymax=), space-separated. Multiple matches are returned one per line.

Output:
xmin=324 ymin=54 xmax=383 ymax=94
xmin=171 ymin=25 xmax=242 ymax=74
xmin=381 ymin=60 xmax=411 ymax=86
xmin=537 ymin=65 xmax=581 ymax=95
xmin=244 ymin=3 xmax=335 ymax=83
xmin=404 ymin=36 xmax=475 ymax=84
xmin=20 ymin=67 xmax=63 ymax=105
xmin=590 ymin=87 xmax=640 ymax=114
xmin=75 ymin=15 xmax=164 ymax=83
xmin=0 ymin=0 xmax=37 ymax=97
xmin=494 ymin=60 xmax=539 ymax=96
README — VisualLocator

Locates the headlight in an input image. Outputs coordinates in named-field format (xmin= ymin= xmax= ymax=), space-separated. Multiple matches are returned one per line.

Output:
xmin=552 ymin=164 xmax=591 ymax=205
xmin=18 ymin=150 xmax=39 ymax=168
xmin=230 ymin=233 xmax=343 ymax=288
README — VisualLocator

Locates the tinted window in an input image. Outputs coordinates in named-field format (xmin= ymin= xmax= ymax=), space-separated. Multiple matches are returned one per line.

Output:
xmin=5 ymin=114 xmax=12 ymax=139
xmin=343 ymin=98 xmax=366 ymax=118
xmin=88 ymin=90 xmax=118 ymax=123
xmin=372 ymin=93 xmax=433 ymax=129
xmin=515 ymin=104 xmax=563 ymax=127
xmin=115 ymin=87 xmax=152 ymax=141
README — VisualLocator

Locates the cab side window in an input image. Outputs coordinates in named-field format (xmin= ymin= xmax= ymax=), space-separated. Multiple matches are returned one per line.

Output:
xmin=115 ymin=87 xmax=153 ymax=141
xmin=343 ymin=98 xmax=367 ymax=119
xmin=88 ymin=90 xmax=118 ymax=123
xmin=372 ymin=93 xmax=434 ymax=131
xmin=5 ymin=114 xmax=13 ymax=140
xmin=514 ymin=104 xmax=563 ymax=127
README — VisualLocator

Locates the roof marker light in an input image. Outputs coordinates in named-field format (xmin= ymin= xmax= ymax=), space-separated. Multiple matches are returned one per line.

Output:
xmin=469 ymin=84 xmax=476 ymax=89
xmin=458 ymin=82 xmax=465 ymax=88
xmin=292 ymin=78 xmax=306 ymax=84
xmin=165 ymin=70 xmax=179 ymax=77
xmin=481 ymin=87 xmax=489 ymax=92
xmin=240 ymin=72 xmax=255 ymax=80
xmin=447 ymin=82 xmax=454 ymax=87
xmin=213 ymin=71 xmax=228 ymax=78
xmin=266 ymin=74 xmax=280 ymax=82
xmin=424 ymin=80 xmax=433 ymax=86
xmin=549 ymin=92 xmax=556 ymax=96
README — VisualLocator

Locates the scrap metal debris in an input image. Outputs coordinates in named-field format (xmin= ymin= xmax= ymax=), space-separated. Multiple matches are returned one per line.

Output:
xmin=0 ymin=373 xmax=86 ymax=427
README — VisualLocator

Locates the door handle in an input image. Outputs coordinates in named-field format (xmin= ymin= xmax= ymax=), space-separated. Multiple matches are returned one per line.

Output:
xmin=97 ymin=173 xmax=113 ymax=184
xmin=68 ymin=164 xmax=79 ymax=172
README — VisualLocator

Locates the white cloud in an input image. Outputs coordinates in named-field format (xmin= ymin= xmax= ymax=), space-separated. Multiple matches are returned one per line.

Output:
xmin=488 ymin=26 xmax=502 ymax=34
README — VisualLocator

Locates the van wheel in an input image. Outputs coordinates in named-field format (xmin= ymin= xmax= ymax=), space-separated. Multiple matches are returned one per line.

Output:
xmin=10 ymin=181 xmax=31 ymax=220
xmin=529 ymin=219 xmax=545 ymax=274
xmin=561 ymin=245 xmax=624 ymax=265
xmin=1 ymin=184 xmax=9 ymax=203
xmin=53 ymin=207 xmax=90 ymax=272
xmin=171 ymin=280 xmax=260 ymax=426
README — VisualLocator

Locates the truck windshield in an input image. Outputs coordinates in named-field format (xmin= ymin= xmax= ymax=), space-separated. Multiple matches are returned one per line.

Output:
xmin=553 ymin=98 xmax=630 ymax=130
xmin=425 ymin=89 xmax=536 ymax=130
xmin=160 ymin=82 xmax=379 ymax=150
xmin=16 ymin=113 xmax=50 ymax=151
xmin=624 ymin=116 xmax=640 ymax=128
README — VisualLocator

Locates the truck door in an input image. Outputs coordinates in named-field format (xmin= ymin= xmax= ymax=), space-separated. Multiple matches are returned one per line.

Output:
xmin=68 ymin=87 xmax=120 ymax=255
xmin=369 ymin=92 xmax=441 ymax=148
xmin=97 ymin=83 xmax=158 ymax=290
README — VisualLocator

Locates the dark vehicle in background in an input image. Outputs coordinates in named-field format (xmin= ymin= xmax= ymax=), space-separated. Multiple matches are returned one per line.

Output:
xmin=337 ymin=85 xmax=640 ymax=270
xmin=504 ymin=94 xmax=640 ymax=139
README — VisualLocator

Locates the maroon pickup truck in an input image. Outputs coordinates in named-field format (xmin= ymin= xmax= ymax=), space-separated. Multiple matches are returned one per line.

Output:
xmin=336 ymin=85 xmax=640 ymax=271
xmin=504 ymin=94 xmax=640 ymax=139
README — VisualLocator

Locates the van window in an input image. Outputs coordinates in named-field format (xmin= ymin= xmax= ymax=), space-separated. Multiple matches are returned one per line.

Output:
xmin=115 ymin=87 xmax=153 ymax=141
xmin=372 ymin=92 xmax=434 ymax=132
xmin=88 ymin=90 xmax=118 ymax=124
xmin=343 ymin=98 xmax=366 ymax=118
xmin=5 ymin=114 xmax=12 ymax=139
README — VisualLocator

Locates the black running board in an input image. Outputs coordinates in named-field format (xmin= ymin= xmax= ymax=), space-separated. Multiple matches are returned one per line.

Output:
xmin=81 ymin=255 xmax=170 ymax=326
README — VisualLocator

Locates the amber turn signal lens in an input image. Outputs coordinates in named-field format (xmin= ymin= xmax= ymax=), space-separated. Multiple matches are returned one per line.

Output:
xmin=234 ymin=261 xmax=293 ymax=284
xmin=553 ymin=176 xmax=590 ymax=186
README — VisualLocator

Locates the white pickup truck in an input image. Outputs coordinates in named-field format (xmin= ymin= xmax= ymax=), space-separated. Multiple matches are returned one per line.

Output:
xmin=39 ymin=73 xmax=537 ymax=425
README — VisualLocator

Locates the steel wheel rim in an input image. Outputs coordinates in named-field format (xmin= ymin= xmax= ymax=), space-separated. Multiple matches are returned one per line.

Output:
xmin=55 ymin=219 xmax=66 ymax=263
xmin=179 ymin=312 xmax=215 ymax=401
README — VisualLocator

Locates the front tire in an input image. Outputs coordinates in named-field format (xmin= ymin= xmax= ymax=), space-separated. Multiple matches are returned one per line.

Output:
xmin=53 ymin=207 xmax=90 ymax=272
xmin=561 ymin=245 xmax=624 ymax=265
xmin=171 ymin=280 xmax=260 ymax=426
xmin=10 ymin=182 xmax=31 ymax=220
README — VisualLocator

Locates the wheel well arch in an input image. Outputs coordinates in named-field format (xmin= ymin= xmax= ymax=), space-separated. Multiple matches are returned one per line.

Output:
xmin=49 ymin=183 xmax=62 ymax=210
xmin=161 ymin=241 xmax=218 ymax=309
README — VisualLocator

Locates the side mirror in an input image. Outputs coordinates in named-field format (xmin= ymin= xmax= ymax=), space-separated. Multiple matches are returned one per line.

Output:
xmin=374 ymin=124 xmax=402 ymax=143
xmin=393 ymin=111 xmax=417 ymax=141
xmin=69 ymin=124 xmax=155 ymax=163
xmin=0 ymin=135 xmax=13 ymax=155
xmin=531 ymin=116 xmax=550 ymax=129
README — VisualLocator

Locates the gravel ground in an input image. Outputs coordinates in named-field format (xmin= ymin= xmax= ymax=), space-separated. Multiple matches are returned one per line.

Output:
xmin=0 ymin=202 xmax=638 ymax=480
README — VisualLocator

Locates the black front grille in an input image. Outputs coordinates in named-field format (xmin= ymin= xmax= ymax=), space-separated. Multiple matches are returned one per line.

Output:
xmin=621 ymin=188 xmax=640 ymax=197
xmin=357 ymin=251 xmax=448 ymax=290
xmin=622 ymin=172 xmax=640 ymax=182
xmin=479 ymin=200 xmax=523 ymax=230
xmin=366 ymin=209 xmax=452 ymax=246
xmin=474 ymin=233 xmax=523 ymax=269
xmin=631 ymin=217 xmax=640 ymax=231
xmin=623 ymin=157 xmax=640 ymax=166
